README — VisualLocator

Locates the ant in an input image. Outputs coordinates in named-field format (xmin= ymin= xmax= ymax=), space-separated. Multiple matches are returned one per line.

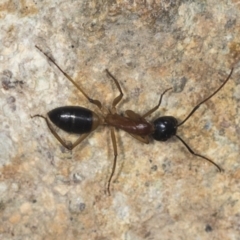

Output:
xmin=33 ymin=45 xmax=234 ymax=195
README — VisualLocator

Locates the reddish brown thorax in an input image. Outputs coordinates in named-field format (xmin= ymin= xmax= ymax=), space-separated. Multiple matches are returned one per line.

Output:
xmin=105 ymin=113 xmax=154 ymax=136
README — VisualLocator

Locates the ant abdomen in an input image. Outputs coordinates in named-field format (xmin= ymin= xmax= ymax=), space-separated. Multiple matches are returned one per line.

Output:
xmin=48 ymin=106 xmax=100 ymax=134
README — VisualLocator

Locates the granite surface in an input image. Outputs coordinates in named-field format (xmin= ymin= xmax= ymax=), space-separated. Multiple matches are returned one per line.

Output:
xmin=0 ymin=0 xmax=240 ymax=239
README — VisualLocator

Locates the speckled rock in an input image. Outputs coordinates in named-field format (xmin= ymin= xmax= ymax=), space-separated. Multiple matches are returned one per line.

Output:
xmin=0 ymin=0 xmax=240 ymax=239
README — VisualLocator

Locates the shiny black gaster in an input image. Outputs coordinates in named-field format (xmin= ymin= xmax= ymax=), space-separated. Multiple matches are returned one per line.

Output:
xmin=48 ymin=106 xmax=93 ymax=134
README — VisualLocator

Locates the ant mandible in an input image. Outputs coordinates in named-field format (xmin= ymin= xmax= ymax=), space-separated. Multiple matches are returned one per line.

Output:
xmin=33 ymin=45 xmax=234 ymax=195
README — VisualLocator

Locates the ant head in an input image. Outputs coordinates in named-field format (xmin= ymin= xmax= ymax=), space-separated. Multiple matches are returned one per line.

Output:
xmin=152 ymin=116 xmax=178 ymax=141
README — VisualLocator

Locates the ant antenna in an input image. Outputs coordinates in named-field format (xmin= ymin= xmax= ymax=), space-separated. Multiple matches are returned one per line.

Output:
xmin=177 ymin=68 xmax=234 ymax=127
xmin=175 ymin=135 xmax=222 ymax=171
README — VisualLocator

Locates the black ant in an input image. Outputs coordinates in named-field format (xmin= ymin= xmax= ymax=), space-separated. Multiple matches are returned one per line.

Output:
xmin=33 ymin=45 xmax=234 ymax=195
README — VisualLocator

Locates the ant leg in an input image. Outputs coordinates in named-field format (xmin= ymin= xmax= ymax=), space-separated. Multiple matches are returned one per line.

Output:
xmin=178 ymin=68 xmax=234 ymax=127
xmin=127 ymin=133 xmax=150 ymax=144
xmin=125 ymin=110 xmax=150 ymax=143
xmin=175 ymin=135 xmax=222 ymax=172
xmin=32 ymin=114 xmax=90 ymax=150
xmin=66 ymin=133 xmax=91 ymax=150
xmin=105 ymin=69 xmax=124 ymax=112
xmin=142 ymin=88 xmax=172 ymax=118
xmin=107 ymin=127 xmax=118 ymax=196
xmin=35 ymin=45 xmax=102 ymax=110
xmin=125 ymin=110 xmax=142 ymax=121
